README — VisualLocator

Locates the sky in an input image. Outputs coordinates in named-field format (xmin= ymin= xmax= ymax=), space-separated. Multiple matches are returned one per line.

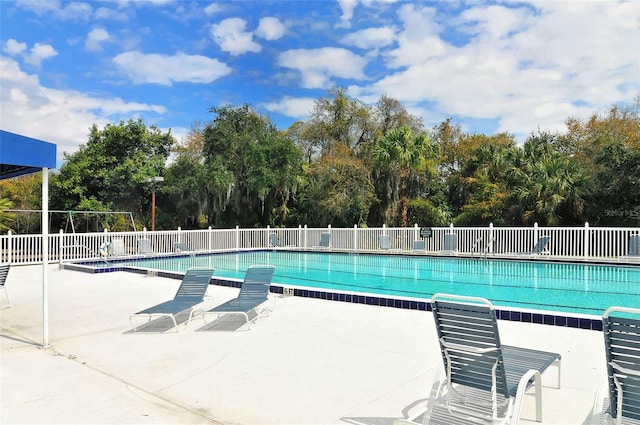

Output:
xmin=1 ymin=0 xmax=639 ymax=164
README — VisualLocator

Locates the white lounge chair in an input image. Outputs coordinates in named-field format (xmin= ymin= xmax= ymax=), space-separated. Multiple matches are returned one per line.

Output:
xmin=527 ymin=236 xmax=551 ymax=255
xmin=312 ymin=232 xmax=331 ymax=249
xmin=111 ymin=238 xmax=126 ymax=256
xmin=398 ymin=294 xmax=561 ymax=425
xmin=442 ymin=233 xmax=458 ymax=255
xmin=202 ymin=265 xmax=275 ymax=330
xmin=130 ymin=267 xmax=214 ymax=332
xmin=380 ymin=234 xmax=392 ymax=250
xmin=138 ymin=238 xmax=153 ymax=254
xmin=620 ymin=235 xmax=640 ymax=263
xmin=628 ymin=235 xmax=640 ymax=257
xmin=590 ymin=306 xmax=640 ymax=425
xmin=0 ymin=264 xmax=12 ymax=310
xmin=269 ymin=232 xmax=281 ymax=248
xmin=174 ymin=242 xmax=192 ymax=252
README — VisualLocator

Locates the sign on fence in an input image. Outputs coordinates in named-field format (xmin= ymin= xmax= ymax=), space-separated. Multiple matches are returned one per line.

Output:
xmin=420 ymin=227 xmax=433 ymax=238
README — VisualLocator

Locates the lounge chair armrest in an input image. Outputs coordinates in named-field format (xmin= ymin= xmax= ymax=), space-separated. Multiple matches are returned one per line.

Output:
xmin=440 ymin=338 xmax=500 ymax=355
xmin=512 ymin=368 xmax=542 ymax=422
xmin=609 ymin=361 xmax=640 ymax=377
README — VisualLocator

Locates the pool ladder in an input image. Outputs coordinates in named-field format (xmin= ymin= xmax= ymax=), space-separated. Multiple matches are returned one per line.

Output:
xmin=472 ymin=237 xmax=494 ymax=259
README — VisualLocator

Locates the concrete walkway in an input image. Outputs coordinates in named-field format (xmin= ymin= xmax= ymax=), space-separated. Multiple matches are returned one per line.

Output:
xmin=1 ymin=265 xmax=605 ymax=424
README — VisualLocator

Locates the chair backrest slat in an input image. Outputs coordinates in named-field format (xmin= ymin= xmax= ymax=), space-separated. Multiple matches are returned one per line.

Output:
xmin=533 ymin=236 xmax=550 ymax=253
xmin=319 ymin=232 xmax=331 ymax=248
xmin=603 ymin=306 xmax=640 ymax=420
xmin=174 ymin=268 xmax=214 ymax=302
xmin=238 ymin=265 xmax=275 ymax=302
xmin=379 ymin=235 xmax=391 ymax=250
xmin=628 ymin=234 xmax=640 ymax=256
xmin=0 ymin=264 xmax=9 ymax=286
xmin=269 ymin=233 xmax=281 ymax=247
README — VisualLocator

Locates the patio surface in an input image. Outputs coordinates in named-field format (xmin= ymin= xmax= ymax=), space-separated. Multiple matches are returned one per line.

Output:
xmin=1 ymin=264 xmax=606 ymax=424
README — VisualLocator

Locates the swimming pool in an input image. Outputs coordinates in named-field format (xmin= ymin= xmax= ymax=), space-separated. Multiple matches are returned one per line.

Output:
xmin=89 ymin=250 xmax=640 ymax=317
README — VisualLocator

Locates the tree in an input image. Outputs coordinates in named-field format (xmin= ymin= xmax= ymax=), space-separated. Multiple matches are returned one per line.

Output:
xmin=564 ymin=99 xmax=640 ymax=224
xmin=52 ymin=119 xmax=174 ymax=229
xmin=508 ymin=133 xmax=588 ymax=225
xmin=374 ymin=94 xmax=424 ymax=137
xmin=453 ymin=141 xmax=519 ymax=225
xmin=586 ymin=142 xmax=640 ymax=225
xmin=0 ymin=173 xmax=42 ymax=233
xmin=300 ymin=88 xmax=374 ymax=158
xmin=202 ymin=105 xmax=302 ymax=227
xmin=0 ymin=197 xmax=15 ymax=233
xmin=304 ymin=144 xmax=375 ymax=227
xmin=163 ymin=122 xmax=211 ymax=229
xmin=373 ymin=125 xmax=437 ymax=227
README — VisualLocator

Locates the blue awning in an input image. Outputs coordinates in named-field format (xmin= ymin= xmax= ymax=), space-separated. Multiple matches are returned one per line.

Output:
xmin=0 ymin=130 xmax=57 ymax=179
xmin=0 ymin=130 xmax=57 ymax=348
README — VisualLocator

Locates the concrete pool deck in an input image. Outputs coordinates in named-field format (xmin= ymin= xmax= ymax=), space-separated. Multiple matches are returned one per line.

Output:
xmin=2 ymin=264 xmax=606 ymax=424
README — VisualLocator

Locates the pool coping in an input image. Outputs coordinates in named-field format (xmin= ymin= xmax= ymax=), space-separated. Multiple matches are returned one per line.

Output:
xmin=61 ymin=250 xmax=617 ymax=332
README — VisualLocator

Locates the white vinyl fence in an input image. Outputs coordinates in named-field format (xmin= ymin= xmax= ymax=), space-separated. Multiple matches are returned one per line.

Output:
xmin=0 ymin=223 xmax=638 ymax=266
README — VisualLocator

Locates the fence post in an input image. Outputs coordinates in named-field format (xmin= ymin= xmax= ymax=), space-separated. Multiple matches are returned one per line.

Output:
xmin=304 ymin=225 xmax=308 ymax=249
xmin=208 ymin=226 xmax=212 ymax=251
xmin=298 ymin=225 xmax=302 ymax=248
xmin=414 ymin=224 xmax=419 ymax=243
xmin=584 ymin=222 xmax=590 ymax=259
xmin=58 ymin=229 xmax=63 ymax=269
xmin=266 ymin=225 xmax=271 ymax=248
xmin=177 ymin=226 xmax=182 ymax=244
xmin=7 ymin=230 xmax=12 ymax=265
xmin=534 ymin=222 xmax=539 ymax=248
xmin=353 ymin=224 xmax=358 ymax=252
xmin=235 ymin=225 xmax=240 ymax=250
xmin=489 ymin=223 xmax=494 ymax=254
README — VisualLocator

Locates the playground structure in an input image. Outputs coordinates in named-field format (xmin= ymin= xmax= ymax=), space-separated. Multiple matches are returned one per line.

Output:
xmin=5 ymin=210 xmax=136 ymax=234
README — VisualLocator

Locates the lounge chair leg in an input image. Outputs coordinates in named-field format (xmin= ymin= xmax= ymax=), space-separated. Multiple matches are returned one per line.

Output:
xmin=130 ymin=316 xmax=138 ymax=332
xmin=1 ymin=287 xmax=12 ymax=310
xmin=171 ymin=316 xmax=179 ymax=332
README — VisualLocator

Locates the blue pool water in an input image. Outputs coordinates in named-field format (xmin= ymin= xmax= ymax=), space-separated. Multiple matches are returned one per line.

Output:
xmin=107 ymin=251 xmax=639 ymax=316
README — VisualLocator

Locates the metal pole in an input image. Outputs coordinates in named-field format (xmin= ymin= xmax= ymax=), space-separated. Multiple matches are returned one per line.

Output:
xmin=42 ymin=168 xmax=50 ymax=348
xmin=151 ymin=183 xmax=156 ymax=231
xmin=146 ymin=176 xmax=163 ymax=232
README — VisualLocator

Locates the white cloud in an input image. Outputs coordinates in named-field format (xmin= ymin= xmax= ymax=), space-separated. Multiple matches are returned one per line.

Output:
xmin=337 ymin=0 xmax=399 ymax=28
xmin=94 ymin=6 xmax=129 ymax=21
xmin=16 ymin=0 xmax=93 ymax=21
xmin=349 ymin=1 xmax=640 ymax=141
xmin=337 ymin=0 xmax=357 ymax=28
xmin=256 ymin=17 xmax=286 ymax=41
xmin=278 ymin=47 xmax=368 ymax=89
xmin=112 ymin=51 xmax=232 ymax=85
xmin=204 ymin=3 xmax=223 ymax=16
xmin=262 ymin=96 xmax=316 ymax=120
xmin=0 ymin=56 xmax=167 ymax=160
xmin=385 ymin=4 xmax=448 ymax=68
xmin=211 ymin=18 xmax=261 ymax=56
xmin=341 ymin=26 xmax=396 ymax=49
xmin=24 ymin=43 xmax=58 ymax=67
xmin=3 ymin=39 xmax=27 ymax=56
xmin=85 ymin=28 xmax=111 ymax=52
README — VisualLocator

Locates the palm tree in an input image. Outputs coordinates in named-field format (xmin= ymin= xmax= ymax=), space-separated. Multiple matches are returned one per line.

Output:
xmin=373 ymin=125 xmax=437 ymax=226
xmin=0 ymin=197 xmax=15 ymax=233
xmin=511 ymin=152 xmax=587 ymax=225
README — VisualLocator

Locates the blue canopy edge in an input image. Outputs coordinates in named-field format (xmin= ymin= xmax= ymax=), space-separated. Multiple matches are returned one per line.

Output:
xmin=0 ymin=130 xmax=57 ymax=179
